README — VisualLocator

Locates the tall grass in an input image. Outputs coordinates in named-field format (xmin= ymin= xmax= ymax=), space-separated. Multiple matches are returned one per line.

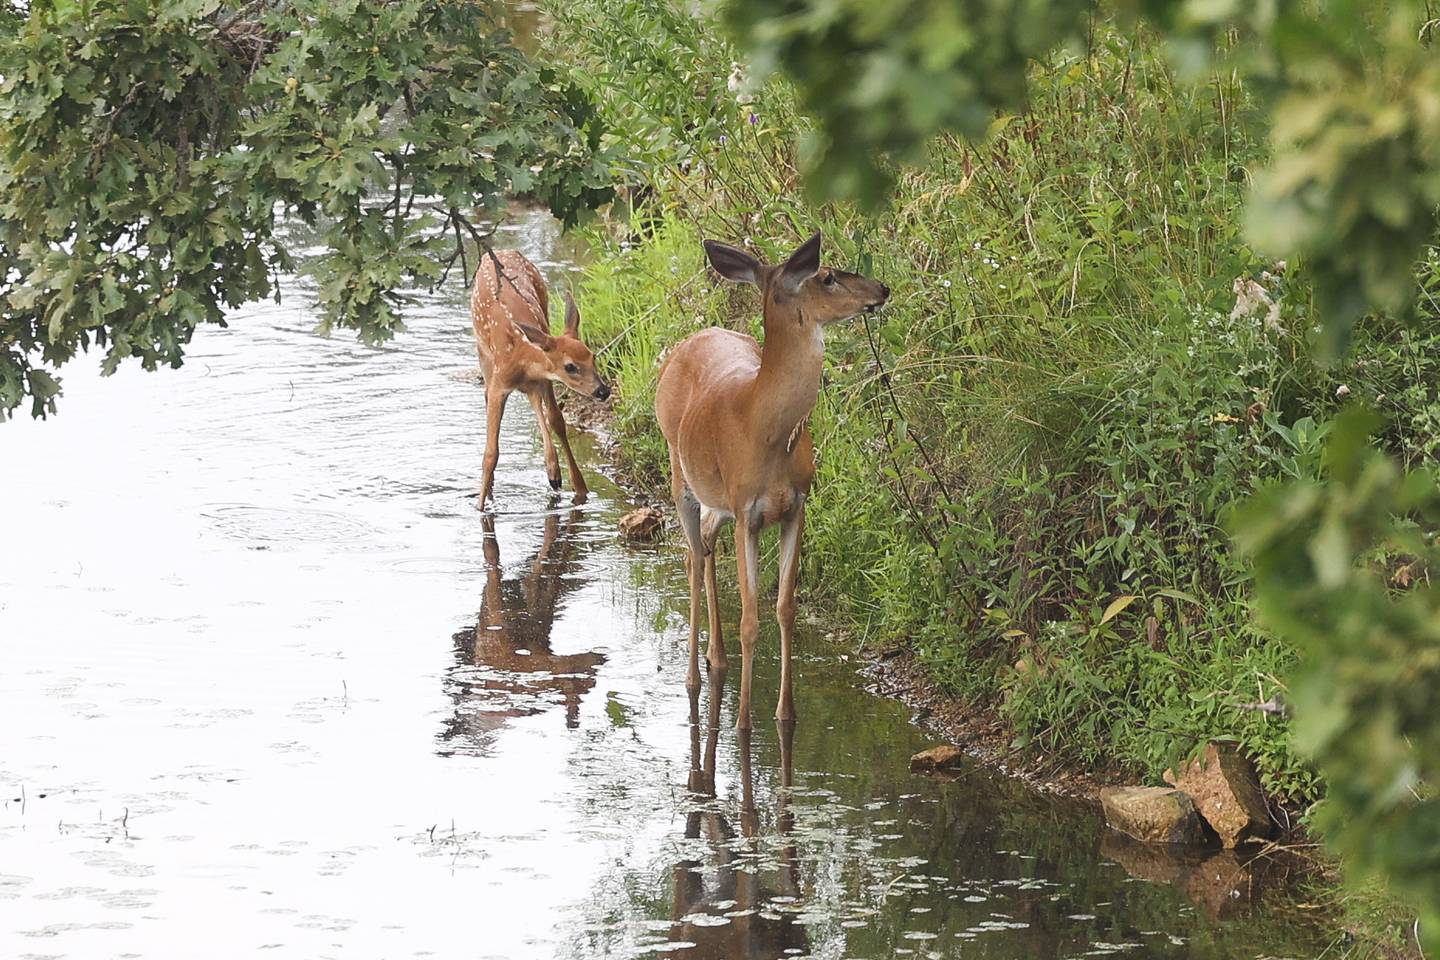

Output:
xmin=552 ymin=0 xmax=1440 ymax=806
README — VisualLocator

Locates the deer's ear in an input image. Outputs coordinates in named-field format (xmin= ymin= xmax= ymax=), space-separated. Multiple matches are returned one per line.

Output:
xmin=703 ymin=239 xmax=762 ymax=286
xmin=516 ymin=321 xmax=555 ymax=350
xmin=778 ymin=231 xmax=822 ymax=293
xmin=562 ymin=290 xmax=581 ymax=337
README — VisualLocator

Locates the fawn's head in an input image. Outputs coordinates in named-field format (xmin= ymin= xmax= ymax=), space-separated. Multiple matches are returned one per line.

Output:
xmin=515 ymin=292 xmax=611 ymax=400
xmin=702 ymin=231 xmax=889 ymax=325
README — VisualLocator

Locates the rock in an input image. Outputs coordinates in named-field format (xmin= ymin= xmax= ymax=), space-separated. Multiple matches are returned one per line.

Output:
xmin=1163 ymin=742 xmax=1271 ymax=848
xmin=1099 ymin=786 xmax=1208 ymax=845
xmin=910 ymin=744 xmax=964 ymax=772
xmin=617 ymin=507 xmax=663 ymax=542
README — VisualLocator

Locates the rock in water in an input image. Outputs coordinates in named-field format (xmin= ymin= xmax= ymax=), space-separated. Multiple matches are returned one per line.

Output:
xmin=618 ymin=507 xmax=663 ymax=542
xmin=909 ymin=744 xmax=964 ymax=772
xmin=1099 ymin=786 xmax=1208 ymax=845
xmin=1163 ymin=742 xmax=1272 ymax=848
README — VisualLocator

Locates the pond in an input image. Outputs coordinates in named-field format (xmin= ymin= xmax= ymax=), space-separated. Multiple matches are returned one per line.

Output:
xmin=0 ymin=207 xmax=1333 ymax=959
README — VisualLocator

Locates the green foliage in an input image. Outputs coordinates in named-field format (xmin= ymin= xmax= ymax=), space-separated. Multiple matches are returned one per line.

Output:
xmin=1246 ymin=2 xmax=1440 ymax=357
xmin=0 ymin=0 xmax=613 ymax=418
xmin=1236 ymin=411 xmax=1440 ymax=954
xmin=721 ymin=0 xmax=1440 ymax=348
xmin=720 ymin=0 xmax=1093 ymax=204
xmin=551 ymin=0 xmax=745 ymax=181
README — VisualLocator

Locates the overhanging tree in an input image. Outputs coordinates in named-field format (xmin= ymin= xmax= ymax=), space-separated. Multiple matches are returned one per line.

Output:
xmin=0 ymin=0 xmax=613 ymax=419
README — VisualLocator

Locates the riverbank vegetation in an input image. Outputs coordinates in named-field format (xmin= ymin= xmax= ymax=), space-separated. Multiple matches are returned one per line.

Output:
xmin=548 ymin=1 xmax=1439 ymax=947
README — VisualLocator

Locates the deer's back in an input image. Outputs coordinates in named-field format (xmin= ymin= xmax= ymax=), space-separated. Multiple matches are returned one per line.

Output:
xmin=655 ymin=327 xmax=760 ymax=440
xmin=470 ymin=250 xmax=549 ymax=362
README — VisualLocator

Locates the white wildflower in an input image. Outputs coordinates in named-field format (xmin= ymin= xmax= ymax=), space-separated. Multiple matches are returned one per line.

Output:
xmin=727 ymin=62 xmax=745 ymax=94
xmin=1264 ymin=300 xmax=1283 ymax=335
xmin=1230 ymin=276 xmax=1275 ymax=323
xmin=728 ymin=61 xmax=757 ymax=106
xmin=1335 ymin=384 xmax=1351 ymax=399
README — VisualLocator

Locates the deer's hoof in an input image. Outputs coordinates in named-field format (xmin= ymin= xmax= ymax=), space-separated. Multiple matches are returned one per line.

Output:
xmin=549 ymin=476 xmax=562 ymax=491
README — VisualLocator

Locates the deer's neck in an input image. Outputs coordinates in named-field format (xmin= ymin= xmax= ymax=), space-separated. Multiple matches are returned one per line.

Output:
xmin=749 ymin=302 xmax=824 ymax=450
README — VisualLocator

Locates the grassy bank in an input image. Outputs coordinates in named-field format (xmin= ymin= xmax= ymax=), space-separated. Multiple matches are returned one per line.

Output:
xmin=548 ymin=0 xmax=1440 ymax=821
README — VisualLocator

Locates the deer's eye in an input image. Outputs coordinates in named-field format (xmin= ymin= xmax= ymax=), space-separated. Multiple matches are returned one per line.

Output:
xmin=564 ymin=362 xmax=580 ymax=375
xmin=822 ymin=272 xmax=837 ymax=287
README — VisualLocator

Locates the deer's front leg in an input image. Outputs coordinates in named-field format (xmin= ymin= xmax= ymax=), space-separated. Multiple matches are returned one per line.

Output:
xmin=526 ymin=390 xmax=561 ymax=490
xmin=774 ymin=500 xmax=804 ymax=722
xmin=544 ymin=384 xmax=588 ymax=503
xmin=734 ymin=517 xmax=760 ymax=730
xmin=478 ymin=385 xmax=510 ymax=510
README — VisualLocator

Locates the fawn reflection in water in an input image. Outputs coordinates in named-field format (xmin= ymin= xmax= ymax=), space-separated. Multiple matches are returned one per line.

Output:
xmin=664 ymin=673 xmax=808 ymax=959
xmin=440 ymin=503 xmax=606 ymax=755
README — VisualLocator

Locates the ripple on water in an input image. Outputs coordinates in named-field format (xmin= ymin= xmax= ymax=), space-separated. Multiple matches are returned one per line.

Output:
xmin=200 ymin=504 xmax=380 ymax=545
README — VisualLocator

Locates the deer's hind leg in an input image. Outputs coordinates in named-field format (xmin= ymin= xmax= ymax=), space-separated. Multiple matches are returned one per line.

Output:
xmin=670 ymin=445 xmax=705 ymax=692
xmin=700 ymin=508 xmax=727 ymax=673
xmin=478 ymin=383 xmax=510 ymax=510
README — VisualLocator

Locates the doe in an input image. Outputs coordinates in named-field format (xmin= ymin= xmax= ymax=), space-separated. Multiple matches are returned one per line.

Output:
xmin=470 ymin=250 xmax=610 ymax=508
xmin=654 ymin=232 xmax=889 ymax=728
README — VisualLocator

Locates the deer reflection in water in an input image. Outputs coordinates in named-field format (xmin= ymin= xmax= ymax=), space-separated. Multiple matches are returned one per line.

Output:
xmin=662 ymin=673 xmax=808 ymax=960
xmin=440 ymin=504 xmax=606 ymax=755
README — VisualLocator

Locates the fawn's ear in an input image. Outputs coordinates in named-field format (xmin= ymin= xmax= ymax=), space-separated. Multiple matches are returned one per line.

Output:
xmin=703 ymin=239 xmax=763 ymax=286
xmin=516 ymin=321 xmax=555 ymax=350
xmin=777 ymin=231 xmax=822 ymax=293
xmin=562 ymin=290 xmax=581 ymax=337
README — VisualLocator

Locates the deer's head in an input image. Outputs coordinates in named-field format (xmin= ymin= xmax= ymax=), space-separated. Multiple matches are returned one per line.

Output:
xmin=702 ymin=231 xmax=889 ymax=325
xmin=515 ymin=292 xmax=611 ymax=400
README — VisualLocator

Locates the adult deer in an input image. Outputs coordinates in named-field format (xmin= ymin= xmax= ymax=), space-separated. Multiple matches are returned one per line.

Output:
xmin=470 ymin=250 xmax=610 ymax=508
xmin=655 ymin=232 xmax=889 ymax=728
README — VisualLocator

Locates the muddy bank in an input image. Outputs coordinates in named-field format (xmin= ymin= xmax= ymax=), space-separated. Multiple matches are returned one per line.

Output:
xmin=858 ymin=646 xmax=1123 ymax=802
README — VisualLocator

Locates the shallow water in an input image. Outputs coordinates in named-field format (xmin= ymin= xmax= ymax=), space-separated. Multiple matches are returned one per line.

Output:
xmin=1 ymin=208 xmax=1333 ymax=959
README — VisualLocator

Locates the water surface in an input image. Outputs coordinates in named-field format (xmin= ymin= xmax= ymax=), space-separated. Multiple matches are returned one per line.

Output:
xmin=2 ymin=209 xmax=1333 ymax=959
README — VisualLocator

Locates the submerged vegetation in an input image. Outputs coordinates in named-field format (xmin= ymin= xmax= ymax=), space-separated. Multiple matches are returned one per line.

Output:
xmin=550 ymin=0 xmax=1440 ymax=945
